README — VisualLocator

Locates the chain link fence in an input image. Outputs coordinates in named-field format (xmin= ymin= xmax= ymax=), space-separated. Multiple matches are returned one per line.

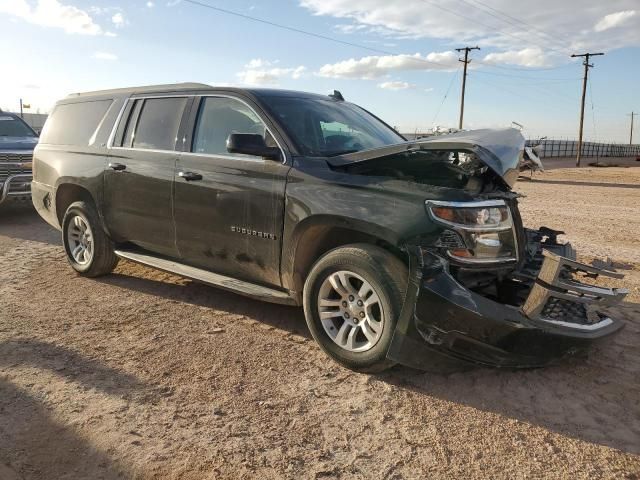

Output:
xmin=526 ymin=138 xmax=640 ymax=158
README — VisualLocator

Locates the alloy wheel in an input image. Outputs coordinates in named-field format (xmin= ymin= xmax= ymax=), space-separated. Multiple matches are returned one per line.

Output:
xmin=67 ymin=215 xmax=94 ymax=265
xmin=317 ymin=270 xmax=385 ymax=352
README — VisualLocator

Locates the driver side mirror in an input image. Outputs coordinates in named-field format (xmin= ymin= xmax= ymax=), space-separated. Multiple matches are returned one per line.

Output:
xmin=226 ymin=133 xmax=281 ymax=160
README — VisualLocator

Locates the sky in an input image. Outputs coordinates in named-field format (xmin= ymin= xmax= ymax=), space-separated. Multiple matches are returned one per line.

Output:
xmin=0 ymin=0 xmax=639 ymax=142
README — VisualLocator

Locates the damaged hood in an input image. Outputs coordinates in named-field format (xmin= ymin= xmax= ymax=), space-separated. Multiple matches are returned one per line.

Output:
xmin=328 ymin=128 xmax=525 ymax=188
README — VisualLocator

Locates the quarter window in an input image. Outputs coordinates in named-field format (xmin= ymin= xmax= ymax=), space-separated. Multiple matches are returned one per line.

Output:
xmin=40 ymin=100 xmax=113 ymax=146
xmin=192 ymin=97 xmax=275 ymax=157
xmin=130 ymin=97 xmax=187 ymax=151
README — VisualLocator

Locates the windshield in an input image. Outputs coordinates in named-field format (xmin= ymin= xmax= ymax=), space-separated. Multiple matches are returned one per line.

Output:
xmin=0 ymin=115 xmax=37 ymax=137
xmin=260 ymin=96 xmax=404 ymax=157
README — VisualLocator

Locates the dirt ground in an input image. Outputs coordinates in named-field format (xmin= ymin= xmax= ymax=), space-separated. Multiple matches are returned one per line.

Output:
xmin=0 ymin=167 xmax=639 ymax=479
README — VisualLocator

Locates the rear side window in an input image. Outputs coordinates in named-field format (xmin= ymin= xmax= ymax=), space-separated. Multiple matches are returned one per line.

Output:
xmin=40 ymin=100 xmax=113 ymax=145
xmin=128 ymin=97 xmax=187 ymax=151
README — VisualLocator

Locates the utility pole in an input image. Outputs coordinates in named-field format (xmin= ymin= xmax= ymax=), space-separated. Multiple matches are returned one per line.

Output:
xmin=19 ymin=98 xmax=23 ymax=118
xmin=571 ymin=52 xmax=604 ymax=167
xmin=456 ymin=46 xmax=480 ymax=130
xmin=628 ymin=111 xmax=636 ymax=145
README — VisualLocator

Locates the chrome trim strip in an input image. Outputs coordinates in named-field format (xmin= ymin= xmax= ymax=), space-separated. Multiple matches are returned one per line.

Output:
xmin=179 ymin=151 xmax=279 ymax=163
xmin=427 ymin=199 xmax=508 ymax=208
xmin=446 ymin=251 xmax=518 ymax=265
xmin=108 ymin=146 xmax=182 ymax=155
xmin=107 ymin=93 xmax=288 ymax=164
xmin=538 ymin=316 xmax=614 ymax=331
xmin=0 ymin=151 xmax=35 ymax=156
xmin=0 ymin=162 xmax=33 ymax=167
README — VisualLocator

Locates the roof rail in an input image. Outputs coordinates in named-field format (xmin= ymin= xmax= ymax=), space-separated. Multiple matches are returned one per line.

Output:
xmin=65 ymin=82 xmax=211 ymax=99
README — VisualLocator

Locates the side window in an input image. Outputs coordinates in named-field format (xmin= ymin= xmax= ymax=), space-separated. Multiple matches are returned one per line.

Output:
xmin=40 ymin=100 xmax=113 ymax=146
xmin=129 ymin=97 xmax=187 ymax=151
xmin=192 ymin=97 xmax=275 ymax=157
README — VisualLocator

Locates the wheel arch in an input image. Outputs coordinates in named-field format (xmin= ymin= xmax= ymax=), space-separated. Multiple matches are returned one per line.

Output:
xmin=54 ymin=182 xmax=98 ymax=227
xmin=283 ymin=215 xmax=406 ymax=300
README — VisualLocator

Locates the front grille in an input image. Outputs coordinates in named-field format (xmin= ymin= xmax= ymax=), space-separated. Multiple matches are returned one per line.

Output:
xmin=541 ymin=297 xmax=589 ymax=324
xmin=0 ymin=153 xmax=33 ymax=180
xmin=0 ymin=152 xmax=33 ymax=163
xmin=0 ymin=153 xmax=33 ymax=198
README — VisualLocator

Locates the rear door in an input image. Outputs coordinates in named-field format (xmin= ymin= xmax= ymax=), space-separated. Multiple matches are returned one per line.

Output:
xmin=103 ymin=96 xmax=191 ymax=257
xmin=173 ymin=95 xmax=290 ymax=287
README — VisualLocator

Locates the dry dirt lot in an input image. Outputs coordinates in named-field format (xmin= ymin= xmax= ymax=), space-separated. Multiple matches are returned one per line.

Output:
xmin=1 ymin=167 xmax=639 ymax=479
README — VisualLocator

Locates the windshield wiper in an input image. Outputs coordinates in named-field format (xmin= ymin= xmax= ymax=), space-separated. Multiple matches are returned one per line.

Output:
xmin=324 ymin=149 xmax=360 ymax=157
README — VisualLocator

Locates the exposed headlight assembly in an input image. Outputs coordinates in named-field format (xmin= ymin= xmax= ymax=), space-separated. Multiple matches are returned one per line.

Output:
xmin=426 ymin=200 xmax=517 ymax=264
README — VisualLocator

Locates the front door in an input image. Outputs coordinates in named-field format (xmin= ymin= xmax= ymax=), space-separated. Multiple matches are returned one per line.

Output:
xmin=173 ymin=96 xmax=289 ymax=287
xmin=103 ymin=96 xmax=189 ymax=257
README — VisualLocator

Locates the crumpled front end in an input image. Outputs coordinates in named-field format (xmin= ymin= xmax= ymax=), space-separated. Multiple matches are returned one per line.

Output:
xmin=387 ymin=225 xmax=628 ymax=370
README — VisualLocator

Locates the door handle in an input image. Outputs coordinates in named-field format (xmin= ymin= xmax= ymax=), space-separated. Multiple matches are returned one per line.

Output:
xmin=178 ymin=171 xmax=203 ymax=181
xmin=108 ymin=162 xmax=127 ymax=171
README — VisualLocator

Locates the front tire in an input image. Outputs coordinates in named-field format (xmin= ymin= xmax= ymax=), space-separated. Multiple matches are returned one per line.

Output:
xmin=303 ymin=244 xmax=408 ymax=372
xmin=62 ymin=201 xmax=118 ymax=277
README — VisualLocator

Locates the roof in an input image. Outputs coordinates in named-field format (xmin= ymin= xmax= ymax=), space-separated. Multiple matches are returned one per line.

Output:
xmin=64 ymin=82 xmax=211 ymax=99
xmin=242 ymin=88 xmax=332 ymax=100
xmin=63 ymin=83 xmax=335 ymax=102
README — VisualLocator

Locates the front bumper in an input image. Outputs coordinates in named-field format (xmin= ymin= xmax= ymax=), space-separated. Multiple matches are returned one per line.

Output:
xmin=387 ymin=248 xmax=628 ymax=369
xmin=0 ymin=173 xmax=33 ymax=205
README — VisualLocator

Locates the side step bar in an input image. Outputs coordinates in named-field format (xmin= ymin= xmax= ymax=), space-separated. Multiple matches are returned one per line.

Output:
xmin=114 ymin=248 xmax=297 ymax=306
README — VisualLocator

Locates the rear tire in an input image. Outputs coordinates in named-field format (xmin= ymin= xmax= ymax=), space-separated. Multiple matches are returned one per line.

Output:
xmin=303 ymin=244 xmax=408 ymax=373
xmin=62 ymin=200 xmax=118 ymax=277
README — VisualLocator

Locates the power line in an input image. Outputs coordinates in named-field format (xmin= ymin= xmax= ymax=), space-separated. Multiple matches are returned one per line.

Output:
xmin=432 ymin=70 xmax=459 ymax=125
xmin=475 ymin=72 xmax=580 ymax=103
xmin=181 ymin=0 xmax=623 ymax=133
xmin=183 ymin=0 xmax=576 ymax=77
xmin=469 ymin=73 xmax=574 ymax=116
xmin=475 ymin=70 xmax=620 ymax=116
xmin=588 ymin=77 xmax=598 ymax=143
xmin=470 ymin=70 xmax=580 ymax=81
xmin=418 ymin=0 xmax=569 ymax=58
xmin=473 ymin=59 xmax=575 ymax=72
xmin=182 ymin=0 xmax=446 ymax=69
xmin=463 ymin=0 xmax=574 ymax=49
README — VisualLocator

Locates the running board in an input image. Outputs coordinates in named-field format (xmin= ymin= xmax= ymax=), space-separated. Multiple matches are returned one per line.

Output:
xmin=114 ymin=249 xmax=297 ymax=306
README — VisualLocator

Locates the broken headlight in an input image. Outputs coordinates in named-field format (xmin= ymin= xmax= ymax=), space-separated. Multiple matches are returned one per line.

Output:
xmin=426 ymin=200 xmax=517 ymax=264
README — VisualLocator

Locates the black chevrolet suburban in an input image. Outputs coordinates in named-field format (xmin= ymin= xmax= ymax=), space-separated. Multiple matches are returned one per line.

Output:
xmin=32 ymin=83 xmax=627 ymax=372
